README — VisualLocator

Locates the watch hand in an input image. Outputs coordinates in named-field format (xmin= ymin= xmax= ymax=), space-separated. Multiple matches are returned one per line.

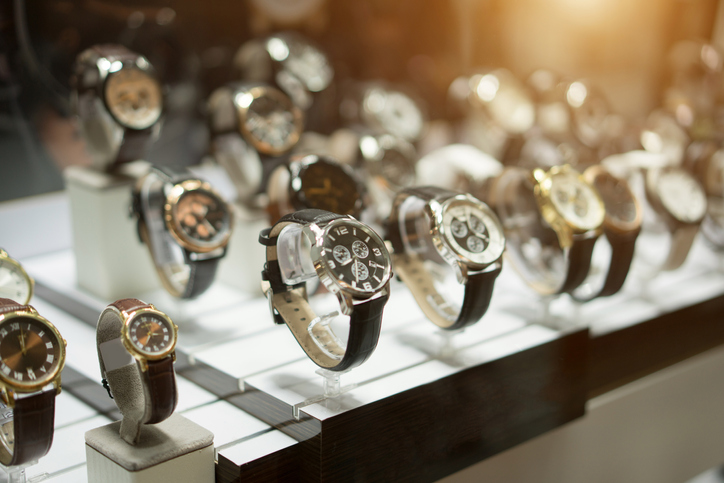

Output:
xmin=18 ymin=330 xmax=26 ymax=356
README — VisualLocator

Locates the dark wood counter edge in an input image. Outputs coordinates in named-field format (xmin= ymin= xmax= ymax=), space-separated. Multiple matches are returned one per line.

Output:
xmin=588 ymin=293 xmax=724 ymax=398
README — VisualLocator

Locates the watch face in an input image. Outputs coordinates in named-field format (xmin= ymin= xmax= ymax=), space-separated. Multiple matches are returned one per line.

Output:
xmin=0 ymin=259 xmax=31 ymax=304
xmin=549 ymin=171 xmax=605 ymax=230
xmin=104 ymin=67 xmax=163 ymax=130
xmin=472 ymin=70 xmax=535 ymax=134
xmin=378 ymin=147 xmax=416 ymax=189
xmin=362 ymin=88 xmax=424 ymax=141
xmin=590 ymin=171 xmax=640 ymax=228
xmin=566 ymin=81 xmax=609 ymax=147
xmin=281 ymin=39 xmax=333 ymax=93
xmin=441 ymin=199 xmax=506 ymax=265
xmin=168 ymin=181 xmax=232 ymax=251
xmin=127 ymin=312 xmax=176 ymax=357
xmin=237 ymin=87 xmax=303 ymax=155
xmin=657 ymin=169 xmax=707 ymax=223
xmin=293 ymin=157 xmax=363 ymax=215
xmin=0 ymin=315 xmax=63 ymax=388
xmin=319 ymin=220 xmax=391 ymax=294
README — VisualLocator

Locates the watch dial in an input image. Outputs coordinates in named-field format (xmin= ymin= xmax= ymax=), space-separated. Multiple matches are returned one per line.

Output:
xmin=294 ymin=158 xmax=363 ymax=215
xmin=174 ymin=188 xmax=231 ymax=247
xmin=363 ymin=88 xmax=424 ymax=141
xmin=591 ymin=173 xmax=639 ymax=226
xmin=0 ymin=316 xmax=62 ymax=386
xmin=104 ymin=68 xmax=162 ymax=130
xmin=442 ymin=200 xmax=505 ymax=265
xmin=283 ymin=41 xmax=333 ymax=93
xmin=378 ymin=148 xmax=416 ymax=188
xmin=658 ymin=170 xmax=707 ymax=223
xmin=128 ymin=313 xmax=175 ymax=356
xmin=0 ymin=260 xmax=31 ymax=304
xmin=549 ymin=172 xmax=605 ymax=230
xmin=320 ymin=220 xmax=391 ymax=293
xmin=240 ymin=89 xmax=302 ymax=154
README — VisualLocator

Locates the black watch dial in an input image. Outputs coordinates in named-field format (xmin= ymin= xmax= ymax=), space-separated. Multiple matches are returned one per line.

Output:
xmin=320 ymin=220 xmax=391 ymax=294
xmin=172 ymin=186 xmax=231 ymax=248
xmin=127 ymin=313 xmax=175 ymax=357
xmin=293 ymin=157 xmax=364 ymax=216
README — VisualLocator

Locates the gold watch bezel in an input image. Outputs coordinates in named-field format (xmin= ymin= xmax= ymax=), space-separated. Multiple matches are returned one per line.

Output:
xmin=0 ymin=249 xmax=34 ymax=305
xmin=532 ymin=165 xmax=605 ymax=248
xmin=235 ymin=85 xmax=304 ymax=156
xmin=164 ymin=179 xmax=234 ymax=253
xmin=120 ymin=305 xmax=178 ymax=364
xmin=583 ymin=165 xmax=643 ymax=235
xmin=0 ymin=307 xmax=66 ymax=394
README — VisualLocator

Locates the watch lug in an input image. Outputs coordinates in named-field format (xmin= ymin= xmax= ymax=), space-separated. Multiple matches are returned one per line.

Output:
xmin=138 ymin=358 xmax=149 ymax=373
xmin=453 ymin=261 xmax=468 ymax=285
xmin=1 ymin=387 xmax=15 ymax=409
xmin=53 ymin=377 xmax=62 ymax=396
xmin=338 ymin=291 xmax=354 ymax=316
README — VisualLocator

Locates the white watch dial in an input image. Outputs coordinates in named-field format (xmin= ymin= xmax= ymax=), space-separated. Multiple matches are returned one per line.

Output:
xmin=363 ymin=88 xmax=424 ymax=141
xmin=442 ymin=201 xmax=505 ymax=265
xmin=0 ymin=260 xmax=31 ymax=304
xmin=104 ymin=67 xmax=163 ymax=130
xmin=658 ymin=170 xmax=707 ymax=223
xmin=549 ymin=172 xmax=604 ymax=230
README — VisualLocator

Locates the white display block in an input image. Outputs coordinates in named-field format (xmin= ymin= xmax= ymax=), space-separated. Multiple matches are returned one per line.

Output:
xmin=64 ymin=164 xmax=160 ymax=300
xmin=84 ymin=414 xmax=214 ymax=483
xmin=216 ymin=204 xmax=269 ymax=294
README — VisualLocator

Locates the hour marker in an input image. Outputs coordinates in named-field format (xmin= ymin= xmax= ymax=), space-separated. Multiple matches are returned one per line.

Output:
xmin=373 ymin=275 xmax=381 ymax=283
xmin=0 ymin=329 xmax=6 ymax=337
xmin=13 ymin=372 xmax=22 ymax=381
xmin=27 ymin=369 xmax=36 ymax=380
xmin=353 ymin=228 xmax=357 ymax=236
xmin=46 ymin=342 xmax=53 ymax=349
xmin=351 ymin=281 xmax=357 ymax=288
xmin=10 ymin=323 xmax=18 ymax=331
xmin=328 ymin=234 xmax=336 ymax=241
xmin=40 ymin=366 xmax=47 ymax=373
xmin=365 ymin=236 xmax=370 ymax=242
xmin=164 ymin=335 xmax=169 ymax=341
xmin=38 ymin=331 xmax=45 ymax=337
xmin=47 ymin=354 xmax=54 ymax=363
xmin=1 ymin=365 xmax=10 ymax=375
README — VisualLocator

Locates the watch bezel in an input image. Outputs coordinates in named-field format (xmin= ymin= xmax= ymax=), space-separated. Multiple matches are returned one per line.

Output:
xmin=234 ymin=85 xmax=304 ymax=156
xmin=583 ymin=165 xmax=643 ymax=235
xmin=308 ymin=218 xmax=392 ymax=299
xmin=121 ymin=306 xmax=178 ymax=361
xmin=0 ymin=249 xmax=34 ymax=305
xmin=164 ymin=179 xmax=233 ymax=253
xmin=102 ymin=64 xmax=163 ymax=131
xmin=0 ymin=310 xmax=66 ymax=392
xmin=429 ymin=193 xmax=506 ymax=269
xmin=646 ymin=166 xmax=707 ymax=225
xmin=533 ymin=165 xmax=605 ymax=245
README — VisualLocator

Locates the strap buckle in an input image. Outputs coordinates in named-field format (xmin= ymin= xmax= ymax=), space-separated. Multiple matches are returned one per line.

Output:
xmin=101 ymin=378 xmax=114 ymax=399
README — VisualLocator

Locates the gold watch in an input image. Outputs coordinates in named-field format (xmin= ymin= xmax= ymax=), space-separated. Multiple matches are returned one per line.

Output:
xmin=0 ymin=249 xmax=34 ymax=305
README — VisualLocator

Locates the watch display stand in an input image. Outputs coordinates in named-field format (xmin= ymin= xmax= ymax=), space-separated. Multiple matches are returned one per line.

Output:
xmin=64 ymin=164 xmax=160 ymax=300
xmin=291 ymin=368 xmax=356 ymax=420
xmin=216 ymin=203 xmax=268 ymax=294
xmin=434 ymin=328 xmax=466 ymax=359
xmin=0 ymin=461 xmax=39 ymax=483
xmin=85 ymin=414 xmax=214 ymax=483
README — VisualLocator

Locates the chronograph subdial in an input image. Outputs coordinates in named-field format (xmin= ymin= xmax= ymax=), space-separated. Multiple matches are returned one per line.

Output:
xmin=0 ymin=316 xmax=63 ymax=388
xmin=320 ymin=220 xmax=391 ymax=294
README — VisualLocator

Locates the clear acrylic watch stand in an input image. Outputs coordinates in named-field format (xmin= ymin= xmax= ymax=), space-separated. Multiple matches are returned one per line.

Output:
xmin=291 ymin=368 xmax=357 ymax=420
xmin=0 ymin=461 xmax=42 ymax=483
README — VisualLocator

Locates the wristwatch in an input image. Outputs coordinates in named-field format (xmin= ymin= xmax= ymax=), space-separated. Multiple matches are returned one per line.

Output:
xmin=208 ymin=82 xmax=304 ymax=157
xmin=386 ymin=187 xmax=504 ymax=329
xmin=488 ymin=165 xmax=605 ymax=295
xmin=234 ymin=32 xmax=333 ymax=112
xmin=571 ymin=166 xmax=642 ymax=301
xmin=0 ymin=249 xmax=34 ymax=305
xmin=72 ymin=44 xmax=163 ymax=171
xmin=96 ymin=299 xmax=177 ymax=444
xmin=266 ymin=154 xmax=367 ymax=224
xmin=639 ymin=110 xmax=689 ymax=165
xmin=563 ymin=79 xmax=611 ymax=149
xmin=260 ymin=209 xmax=392 ymax=371
xmin=685 ymin=141 xmax=724 ymax=250
xmin=467 ymin=69 xmax=535 ymax=135
xmin=643 ymin=166 xmax=707 ymax=270
xmin=131 ymin=167 xmax=233 ymax=299
xmin=341 ymin=83 xmax=426 ymax=143
xmin=0 ymin=298 xmax=65 ymax=466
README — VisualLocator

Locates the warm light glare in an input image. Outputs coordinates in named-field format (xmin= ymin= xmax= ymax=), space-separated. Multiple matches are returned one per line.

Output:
xmin=109 ymin=61 xmax=123 ymax=73
xmin=359 ymin=136 xmax=380 ymax=159
xmin=566 ymin=82 xmax=588 ymax=108
xmin=235 ymin=92 xmax=255 ymax=108
xmin=640 ymin=131 xmax=663 ymax=153
xmin=476 ymin=74 xmax=500 ymax=102
xmin=267 ymin=37 xmax=290 ymax=62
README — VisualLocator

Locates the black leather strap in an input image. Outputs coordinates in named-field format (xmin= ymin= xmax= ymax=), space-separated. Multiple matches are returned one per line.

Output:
xmin=560 ymin=235 xmax=598 ymax=294
xmin=573 ymin=229 xmax=639 ymax=301
xmin=454 ymin=266 xmax=502 ymax=329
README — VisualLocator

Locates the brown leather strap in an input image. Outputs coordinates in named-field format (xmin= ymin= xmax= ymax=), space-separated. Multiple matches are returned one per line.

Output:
xmin=1 ymin=391 xmax=56 ymax=466
xmin=560 ymin=235 xmax=597 ymax=294
xmin=110 ymin=298 xmax=149 ymax=314
xmin=0 ymin=298 xmax=26 ymax=314
xmin=143 ymin=358 xmax=178 ymax=424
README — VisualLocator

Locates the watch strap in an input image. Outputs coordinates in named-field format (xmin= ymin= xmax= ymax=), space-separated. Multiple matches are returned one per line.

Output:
xmin=392 ymin=253 xmax=501 ymax=330
xmin=143 ymin=358 xmax=177 ymax=424
xmin=0 ymin=299 xmax=56 ymax=466
xmin=560 ymin=235 xmax=597 ymax=294
xmin=663 ymin=223 xmax=699 ymax=271
xmin=573 ymin=228 xmax=639 ymax=301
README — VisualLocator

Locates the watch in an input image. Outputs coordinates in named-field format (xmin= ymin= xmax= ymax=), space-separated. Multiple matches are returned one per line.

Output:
xmin=341 ymin=83 xmax=426 ymax=143
xmin=386 ymin=187 xmax=504 ymax=330
xmin=266 ymin=154 xmax=367 ymax=224
xmin=260 ymin=209 xmax=392 ymax=371
xmin=487 ymin=165 xmax=605 ymax=295
xmin=685 ymin=141 xmax=724 ymax=250
xmin=467 ymin=69 xmax=536 ymax=135
xmin=72 ymin=44 xmax=163 ymax=171
xmin=0 ymin=298 xmax=65 ymax=466
xmin=0 ymin=249 xmax=33 ymax=305
xmin=131 ymin=167 xmax=234 ymax=299
xmin=234 ymin=32 xmax=333 ymax=112
xmin=571 ymin=166 xmax=642 ymax=301
xmin=208 ymin=82 xmax=304 ymax=158
xmin=96 ymin=299 xmax=177 ymax=444
xmin=643 ymin=166 xmax=707 ymax=270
